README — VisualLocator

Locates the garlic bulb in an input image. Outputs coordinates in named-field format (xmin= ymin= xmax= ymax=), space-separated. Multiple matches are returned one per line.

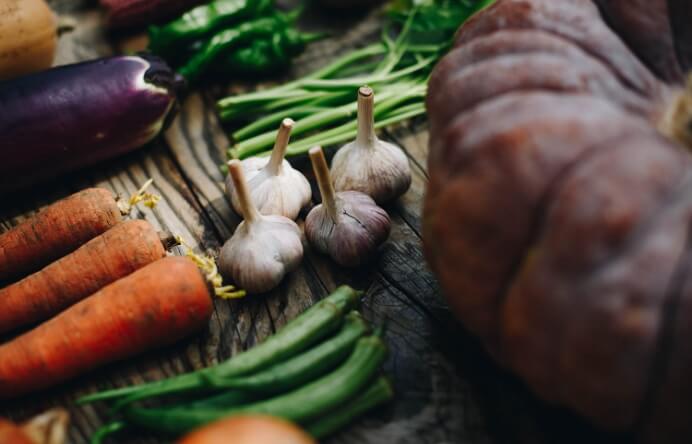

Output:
xmin=226 ymin=118 xmax=311 ymax=220
xmin=305 ymin=146 xmax=391 ymax=267
xmin=219 ymin=160 xmax=304 ymax=293
xmin=331 ymin=86 xmax=412 ymax=204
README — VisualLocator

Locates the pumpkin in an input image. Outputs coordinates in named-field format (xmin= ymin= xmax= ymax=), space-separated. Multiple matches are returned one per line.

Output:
xmin=424 ymin=1 xmax=692 ymax=442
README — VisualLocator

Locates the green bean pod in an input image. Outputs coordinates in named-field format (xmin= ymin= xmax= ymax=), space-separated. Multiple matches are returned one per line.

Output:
xmin=204 ymin=311 xmax=369 ymax=393
xmin=219 ymin=29 xmax=325 ymax=77
xmin=124 ymin=335 xmax=388 ymax=435
xmin=157 ymin=311 xmax=368 ymax=415
xmin=306 ymin=376 xmax=393 ymax=439
xmin=178 ymin=16 xmax=282 ymax=82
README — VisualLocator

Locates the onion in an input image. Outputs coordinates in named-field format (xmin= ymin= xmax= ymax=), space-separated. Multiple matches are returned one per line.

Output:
xmin=0 ymin=0 xmax=57 ymax=80
xmin=178 ymin=416 xmax=315 ymax=444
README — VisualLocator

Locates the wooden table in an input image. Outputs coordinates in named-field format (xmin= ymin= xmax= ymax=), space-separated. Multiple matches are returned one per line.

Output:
xmin=0 ymin=1 xmax=630 ymax=443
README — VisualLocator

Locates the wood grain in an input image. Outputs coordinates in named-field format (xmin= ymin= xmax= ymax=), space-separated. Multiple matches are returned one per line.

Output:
xmin=0 ymin=1 xmax=631 ymax=444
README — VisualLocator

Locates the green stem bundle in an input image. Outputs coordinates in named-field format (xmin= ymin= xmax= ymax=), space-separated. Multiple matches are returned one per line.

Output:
xmin=217 ymin=0 xmax=492 ymax=160
xmin=124 ymin=335 xmax=388 ymax=435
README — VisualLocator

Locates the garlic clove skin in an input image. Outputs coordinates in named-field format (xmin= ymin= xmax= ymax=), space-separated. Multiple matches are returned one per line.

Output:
xmin=306 ymin=191 xmax=391 ymax=267
xmin=307 ymin=146 xmax=391 ymax=267
xmin=331 ymin=137 xmax=412 ymax=204
xmin=331 ymin=86 xmax=412 ymax=204
xmin=226 ymin=157 xmax=312 ymax=220
xmin=220 ymin=159 xmax=304 ymax=294
xmin=219 ymin=215 xmax=304 ymax=294
xmin=226 ymin=118 xmax=312 ymax=220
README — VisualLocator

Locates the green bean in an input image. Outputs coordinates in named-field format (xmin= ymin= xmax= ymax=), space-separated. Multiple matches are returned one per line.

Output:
xmin=216 ymin=43 xmax=385 ymax=110
xmin=306 ymin=376 xmax=393 ymax=439
xmin=299 ymin=56 xmax=435 ymax=91
xmin=230 ymin=91 xmax=352 ymax=139
xmin=233 ymin=86 xmax=417 ymax=158
xmin=281 ymin=102 xmax=426 ymax=158
xmin=78 ymin=286 xmax=361 ymax=406
xmin=205 ymin=311 xmax=369 ymax=393
xmin=184 ymin=390 xmax=261 ymax=410
xmin=282 ymin=87 xmax=424 ymax=149
xmin=90 ymin=421 xmax=126 ymax=444
xmin=158 ymin=311 xmax=366 ymax=416
xmin=124 ymin=335 xmax=388 ymax=435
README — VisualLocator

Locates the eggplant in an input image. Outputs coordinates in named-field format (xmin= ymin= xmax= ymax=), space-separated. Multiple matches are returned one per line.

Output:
xmin=0 ymin=54 xmax=184 ymax=194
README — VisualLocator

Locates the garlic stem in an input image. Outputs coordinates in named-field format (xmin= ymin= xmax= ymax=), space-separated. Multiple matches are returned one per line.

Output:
xmin=228 ymin=160 xmax=260 ymax=223
xmin=356 ymin=86 xmax=376 ymax=147
xmin=266 ymin=118 xmax=294 ymax=175
xmin=309 ymin=146 xmax=339 ymax=223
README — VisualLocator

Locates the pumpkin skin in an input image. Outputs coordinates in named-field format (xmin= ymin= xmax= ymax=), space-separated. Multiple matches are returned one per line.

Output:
xmin=424 ymin=0 xmax=692 ymax=442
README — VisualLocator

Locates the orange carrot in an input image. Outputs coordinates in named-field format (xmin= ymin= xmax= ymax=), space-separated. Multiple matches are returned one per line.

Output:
xmin=0 ymin=419 xmax=33 ymax=444
xmin=0 ymin=188 xmax=122 ymax=283
xmin=0 ymin=256 xmax=213 ymax=399
xmin=0 ymin=219 xmax=176 ymax=335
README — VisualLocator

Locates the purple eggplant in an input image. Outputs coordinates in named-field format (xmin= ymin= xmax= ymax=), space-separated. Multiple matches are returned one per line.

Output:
xmin=0 ymin=54 xmax=184 ymax=194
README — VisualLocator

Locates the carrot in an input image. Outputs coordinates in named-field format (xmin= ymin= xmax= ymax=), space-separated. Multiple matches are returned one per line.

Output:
xmin=0 ymin=419 xmax=33 ymax=444
xmin=0 ymin=256 xmax=213 ymax=399
xmin=0 ymin=188 xmax=122 ymax=283
xmin=0 ymin=219 xmax=176 ymax=335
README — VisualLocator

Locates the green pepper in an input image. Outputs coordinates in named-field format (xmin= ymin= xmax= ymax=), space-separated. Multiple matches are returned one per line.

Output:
xmin=178 ymin=16 xmax=283 ymax=82
xmin=148 ymin=0 xmax=273 ymax=57
xmin=219 ymin=29 xmax=325 ymax=76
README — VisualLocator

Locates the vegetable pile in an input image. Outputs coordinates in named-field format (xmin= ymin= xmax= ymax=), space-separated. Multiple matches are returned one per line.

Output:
xmin=79 ymin=286 xmax=393 ymax=442
xmin=424 ymin=0 xmax=692 ymax=442
xmin=0 ymin=256 xmax=213 ymax=399
xmin=218 ymin=102 xmax=396 ymax=293
xmin=148 ymin=0 xmax=323 ymax=83
xmin=0 ymin=187 xmax=241 ymax=399
xmin=218 ymin=0 xmax=494 ymax=160
xmin=0 ymin=0 xmax=501 ymax=441
xmin=0 ymin=219 xmax=175 ymax=335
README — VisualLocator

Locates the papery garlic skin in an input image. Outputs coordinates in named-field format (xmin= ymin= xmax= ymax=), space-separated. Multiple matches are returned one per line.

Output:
xmin=226 ymin=157 xmax=312 ymax=220
xmin=306 ymin=191 xmax=391 ymax=267
xmin=226 ymin=118 xmax=311 ymax=221
xmin=220 ymin=158 xmax=304 ymax=294
xmin=219 ymin=216 xmax=303 ymax=294
xmin=331 ymin=86 xmax=412 ymax=204
xmin=331 ymin=139 xmax=411 ymax=204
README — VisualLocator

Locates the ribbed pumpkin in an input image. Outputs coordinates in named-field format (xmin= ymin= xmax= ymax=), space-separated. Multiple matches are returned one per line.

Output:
xmin=424 ymin=1 xmax=692 ymax=442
